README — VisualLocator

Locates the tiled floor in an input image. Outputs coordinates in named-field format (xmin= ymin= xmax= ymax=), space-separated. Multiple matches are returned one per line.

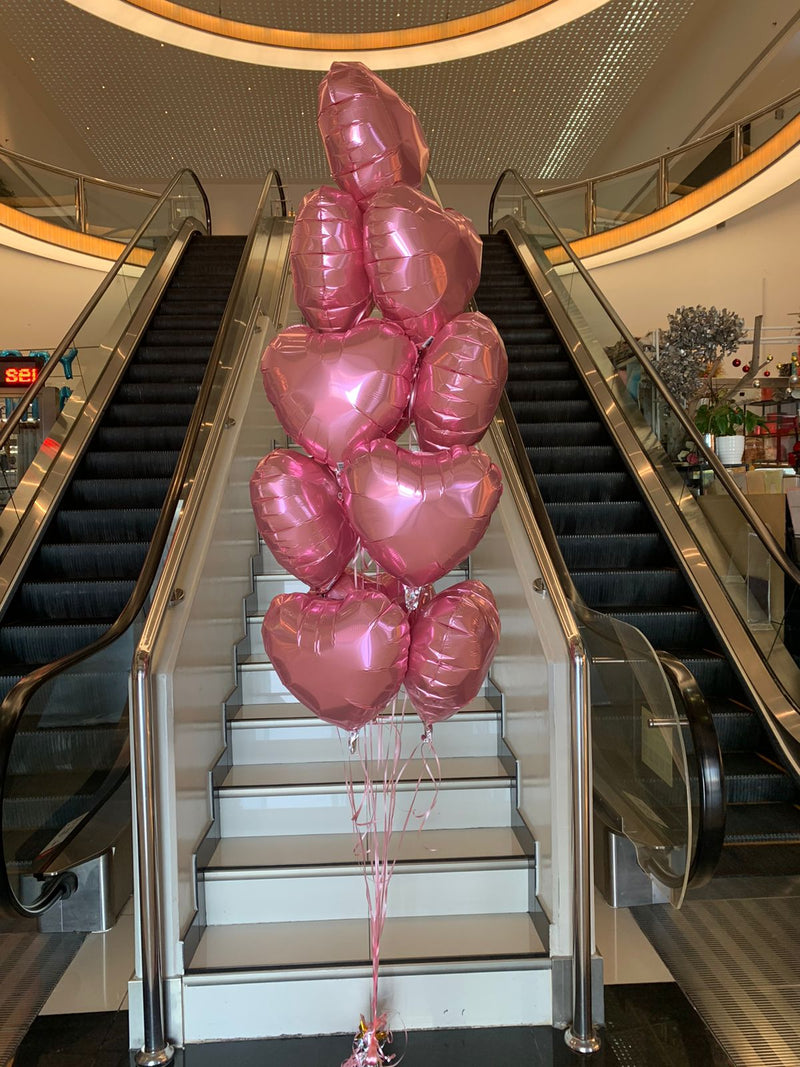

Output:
xmin=3 ymin=889 xmax=736 ymax=1067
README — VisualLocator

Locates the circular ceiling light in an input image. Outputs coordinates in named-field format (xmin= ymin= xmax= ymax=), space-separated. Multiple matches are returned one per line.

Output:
xmin=65 ymin=0 xmax=615 ymax=69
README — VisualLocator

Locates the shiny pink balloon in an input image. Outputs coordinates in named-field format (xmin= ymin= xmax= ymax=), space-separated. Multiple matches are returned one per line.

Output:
xmin=250 ymin=450 xmax=357 ymax=592
xmin=341 ymin=438 xmax=503 ymax=587
xmin=363 ymin=186 xmax=483 ymax=344
xmin=317 ymin=62 xmax=430 ymax=206
xmin=290 ymin=186 xmax=373 ymax=332
xmin=261 ymin=321 xmax=418 ymax=467
xmin=413 ymin=313 xmax=508 ymax=450
xmin=262 ymin=590 xmax=410 ymax=731
xmin=406 ymin=580 xmax=501 ymax=727
xmin=326 ymin=567 xmax=408 ymax=607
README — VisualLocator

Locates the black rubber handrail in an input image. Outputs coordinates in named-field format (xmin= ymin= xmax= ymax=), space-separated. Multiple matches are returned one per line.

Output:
xmin=496 ymin=390 xmax=725 ymax=889
xmin=0 ymin=170 xmax=286 ymax=918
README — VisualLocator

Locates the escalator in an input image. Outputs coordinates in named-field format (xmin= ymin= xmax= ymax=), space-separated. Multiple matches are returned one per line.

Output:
xmin=476 ymin=230 xmax=800 ymax=882
xmin=0 ymin=232 xmax=246 ymax=892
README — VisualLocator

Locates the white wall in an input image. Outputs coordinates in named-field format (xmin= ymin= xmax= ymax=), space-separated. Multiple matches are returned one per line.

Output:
xmin=0 ymin=245 xmax=103 ymax=348
xmin=587 ymin=178 xmax=800 ymax=342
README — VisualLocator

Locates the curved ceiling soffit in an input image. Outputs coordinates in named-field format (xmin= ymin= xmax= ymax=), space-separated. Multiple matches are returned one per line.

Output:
xmin=63 ymin=0 xmax=615 ymax=70
xmin=551 ymin=114 xmax=800 ymax=269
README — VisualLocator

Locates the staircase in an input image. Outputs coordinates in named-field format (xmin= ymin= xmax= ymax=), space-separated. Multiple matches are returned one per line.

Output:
xmin=475 ymin=231 xmax=800 ymax=882
xmin=178 ymin=549 xmax=554 ymax=1043
xmin=0 ymin=233 xmax=246 ymax=887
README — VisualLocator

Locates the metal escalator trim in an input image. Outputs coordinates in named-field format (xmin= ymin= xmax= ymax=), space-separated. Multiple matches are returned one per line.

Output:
xmin=0 ymin=219 xmax=202 ymax=610
xmin=0 ymin=169 xmax=288 ymax=918
xmin=495 ymin=215 xmax=800 ymax=772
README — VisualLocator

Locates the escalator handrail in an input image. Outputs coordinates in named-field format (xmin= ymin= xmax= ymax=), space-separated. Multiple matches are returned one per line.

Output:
xmin=488 ymin=168 xmax=800 ymax=594
xmin=496 ymin=388 xmax=725 ymax=889
xmin=0 ymin=145 xmax=165 ymax=200
xmin=0 ymin=167 xmax=211 ymax=457
xmin=0 ymin=170 xmax=286 ymax=918
xmin=658 ymin=651 xmax=727 ymax=888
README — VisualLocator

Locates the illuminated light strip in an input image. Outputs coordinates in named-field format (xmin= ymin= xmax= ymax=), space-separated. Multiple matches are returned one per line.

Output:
xmin=0 ymin=203 xmax=153 ymax=269
xmin=544 ymin=113 xmax=800 ymax=267
xmin=64 ymin=0 xmax=614 ymax=69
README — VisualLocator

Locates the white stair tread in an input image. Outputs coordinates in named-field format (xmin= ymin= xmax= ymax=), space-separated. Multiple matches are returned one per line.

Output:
xmin=205 ymin=827 xmax=529 ymax=871
xmin=189 ymin=912 xmax=545 ymax=973
xmin=220 ymin=756 xmax=512 ymax=791
xmin=229 ymin=694 xmax=498 ymax=724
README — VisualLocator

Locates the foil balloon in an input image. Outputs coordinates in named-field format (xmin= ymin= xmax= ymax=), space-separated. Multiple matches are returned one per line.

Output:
xmin=405 ymin=580 xmax=500 ymax=727
xmin=317 ymin=61 xmax=430 ymax=206
xmin=363 ymin=186 xmax=482 ymax=344
xmin=290 ymin=185 xmax=373 ymax=332
xmin=413 ymin=313 xmax=508 ymax=450
xmin=341 ymin=438 xmax=503 ymax=587
xmin=249 ymin=449 xmax=357 ymax=591
xmin=261 ymin=321 xmax=418 ymax=468
xmin=262 ymin=590 xmax=410 ymax=732
xmin=326 ymin=567 xmax=407 ymax=607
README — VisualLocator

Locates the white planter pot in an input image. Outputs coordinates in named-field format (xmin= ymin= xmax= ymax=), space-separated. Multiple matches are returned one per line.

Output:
xmin=715 ymin=434 xmax=745 ymax=465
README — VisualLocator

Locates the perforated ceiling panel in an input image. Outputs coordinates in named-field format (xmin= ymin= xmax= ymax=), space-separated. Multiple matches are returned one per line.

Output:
xmin=0 ymin=0 xmax=696 ymax=183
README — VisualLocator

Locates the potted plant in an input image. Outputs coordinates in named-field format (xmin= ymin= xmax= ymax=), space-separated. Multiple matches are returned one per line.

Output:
xmin=694 ymin=400 xmax=764 ymax=465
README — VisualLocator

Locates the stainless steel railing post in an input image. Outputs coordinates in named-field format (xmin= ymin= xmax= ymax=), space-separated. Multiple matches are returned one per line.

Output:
xmin=132 ymin=649 xmax=174 ymax=1067
xmin=565 ymin=636 xmax=601 ymax=1055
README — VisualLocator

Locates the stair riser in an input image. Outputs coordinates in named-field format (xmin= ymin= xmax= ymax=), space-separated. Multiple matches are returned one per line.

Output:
xmin=217 ymin=783 xmax=514 ymax=837
xmin=228 ymin=714 xmax=502 ymax=764
xmin=203 ymin=865 xmax=529 ymax=924
xmin=178 ymin=967 xmax=551 ymax=1042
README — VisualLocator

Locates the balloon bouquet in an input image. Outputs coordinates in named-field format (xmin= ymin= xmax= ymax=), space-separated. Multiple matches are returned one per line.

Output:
xmin=250 ymin=61 xmax=508 ymax=1066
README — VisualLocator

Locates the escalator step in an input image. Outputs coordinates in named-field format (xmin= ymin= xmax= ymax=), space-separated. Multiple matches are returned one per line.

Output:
xmin=11 ymin=722 xmax=126 ymax=775
xmin=4 ymin=770 xmax=108 ymax=831
xmin=558 ymin=532 xmax=663 ymax=569
xmin=480 ymin=311 xmax=550 ymax=329
xmin=50 ymin=507 xmax=161 ymax=541
xmin=9 ymin=579 xmax=136 ymax=621
xmin=536 ymin=471 xmax=637 ymax=503
xmin=102 ymin=403 xmax=195 ymax=427
xmin=724 ymin=801 xmax=800 ymax=842
xmin=572 ymin=568 xmax=686 ymax=608
xmin=0 ymin=621 xmax=111 ymax=664
xmin=609 ymin=608 xmax=714 ymax=649
xmin=675 ymin=653 xmax=737 ymax=698
xmin=78 ymin=449 xmax=180 ymax=477
xmin=0 ymin=667 xmax=129 ymax=723
xmin=65 ymin=477 xmax=171 ymax=508
xmin=547 ymin=500 xmax=654 ymax=536
xmin=28 ymin=542 xmax=150 ymax=580
xmin=709 ymin=701 xmax=762 ymax=751
xmin=504 ymin=356 xmax=572 ymax=376
xmin=125 ymin=362 xmax=206 ymax=385
xmin=723 ymin=752 xmax=794 ymax=803
xmin=518 ymin=421 xmax=608 ymax=448
xmin=149 ymin=313 xmax=225 ymax=331
xmin=512 ymin=399 xmax=597 ymax=422
xmin=116 ymin=382 xmax=201 ymax=405
xmin=491 ymin=326 xmax=558 ymax=345
xmin=502 ymin=379 xmax=584 ymax=402
xmin=135 ymin=345 xmax=214 ymax=365
xmin=142 ymin=329 xmax=217 ymax=347
xmin=526 ymin=445 xmax=624 ymax=474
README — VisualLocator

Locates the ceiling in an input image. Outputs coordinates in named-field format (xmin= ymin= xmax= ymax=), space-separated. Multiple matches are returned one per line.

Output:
xmin=0 ymin=0 xmax=797 ymax=186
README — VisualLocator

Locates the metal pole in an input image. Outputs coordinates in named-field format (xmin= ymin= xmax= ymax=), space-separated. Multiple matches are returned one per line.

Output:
xmin=132 ymin=649 xmax=174 ymax=1067
xmin=584 ymin=181 xmax=594 ymax=237
xmin=565 ymin=636 xmax=601 ymax=1055
xmin=657 ymin=156 xmax=668 ymax=209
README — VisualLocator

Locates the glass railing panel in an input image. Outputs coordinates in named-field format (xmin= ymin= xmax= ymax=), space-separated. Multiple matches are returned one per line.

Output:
xmin=534 ymin=186 xmax=587 ymax=244
xmin=83 ymin=181 xmax=157 ymax=244
xmin=0 ymin=177 xmax=205 ymax=552
xmin=748 ymin=96 xmax=800 ymax=152
xmin=593 ymin=163 xmax=660 ymax=231
xmin=582 ymin=608 xmax=693 ymax=906
xmin=0 ymin=156 xmax=78 ymax=230
xmin=665 ymin=131 xmax=733 ymax=201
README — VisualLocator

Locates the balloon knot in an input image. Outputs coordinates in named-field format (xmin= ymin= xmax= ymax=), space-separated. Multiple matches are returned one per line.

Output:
xmin=342 ymin=1014 xmax=395 ymax=1066
xmin=348 ymin=729 xmax=360 ymax=754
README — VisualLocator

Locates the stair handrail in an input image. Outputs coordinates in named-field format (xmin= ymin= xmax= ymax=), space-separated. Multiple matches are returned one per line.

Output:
xmin=0 ymin=171 xmax=285 ymax=924
xmin=499 ymin=85 xmax=800 ymax=236
xmin=487 ymin=404 xmax=600 ymax=1056
xmin=489 ymin=168 xmax=800 ymax=595
xmin=0 ymin=167 xmax=211 ymax=458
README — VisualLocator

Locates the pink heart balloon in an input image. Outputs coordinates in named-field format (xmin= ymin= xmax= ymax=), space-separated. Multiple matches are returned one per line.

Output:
xmin=363 ymin=186 xmax=483 ymax=344
xmin=290 ymin=185 xmax=373 ymax=332
xmin=413 ymin=313 xmax=508 ymax=450
xmin=317 ymin=62 xmax=430 ymax=206
xmin=340 ymin=438 xmax=503 ymax=587
xmin=261 ymin=321 xmax=418 ymax=468
xmin=249 ymin=449 xmax=357 ymax=592
xmin=406 ymin=581 xmax=501 ymax=727
xmin=262 ymin=590 xmax=410 ymax=732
